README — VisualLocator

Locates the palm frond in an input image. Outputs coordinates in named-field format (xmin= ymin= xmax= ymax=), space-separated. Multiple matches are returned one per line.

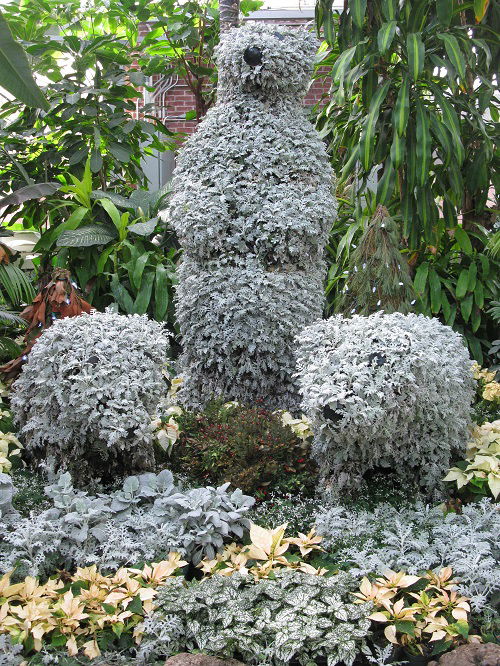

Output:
xmin=0 ymin=263 xmax=36 ymax=306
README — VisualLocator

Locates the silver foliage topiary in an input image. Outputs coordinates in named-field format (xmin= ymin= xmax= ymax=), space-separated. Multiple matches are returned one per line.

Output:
xmin=161 ymin=22 xmax=337 ymax=410
xmin=11 ymin=311 xmax=170 ymax=483
xmin=295 ymin=312 xmax=475 ymax=495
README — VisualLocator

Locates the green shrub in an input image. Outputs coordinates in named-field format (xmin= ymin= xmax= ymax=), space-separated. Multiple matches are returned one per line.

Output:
xmin=169 ymin=402 xmax=318 ymax=498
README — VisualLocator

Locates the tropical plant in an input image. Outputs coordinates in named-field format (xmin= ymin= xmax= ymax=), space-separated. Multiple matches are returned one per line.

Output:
xmin=314 ymin=0 xmax=500 ymax=362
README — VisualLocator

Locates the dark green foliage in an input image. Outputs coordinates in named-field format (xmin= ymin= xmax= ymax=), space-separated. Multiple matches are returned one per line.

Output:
xmin=169 ymin=402 xmax=318 ymax=498
xmin=339 ymin=205 xmax=414 ymax=315
xmin=315 ymin=0 xmax=500 ymax=362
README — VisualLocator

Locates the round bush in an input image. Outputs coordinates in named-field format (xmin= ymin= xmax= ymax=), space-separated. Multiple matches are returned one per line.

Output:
xmin=295 ymin=312 xmax=475 ymax=496
xmin=11 ymin=311 xmax=170 ymax=484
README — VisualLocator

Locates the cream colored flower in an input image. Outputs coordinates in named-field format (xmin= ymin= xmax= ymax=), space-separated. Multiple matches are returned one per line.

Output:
xmin=286 ymin=527 xmax=323 ymax=556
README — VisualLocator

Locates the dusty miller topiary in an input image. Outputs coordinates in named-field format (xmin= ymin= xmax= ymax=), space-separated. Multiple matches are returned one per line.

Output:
xmin=0 ymin=469 xmax=254 ymax=577
xmin=295 ymin=312 xmax=474 ymax=495
xmin=138 ymin=571 xmax=371 ymax=666
xmin=11 ymin=311 xmax=170 ymax=484
xmin=314 ymin=499 xmax=500 ymax=612
xmin=161 ymin=23 xmax=337 ymax=410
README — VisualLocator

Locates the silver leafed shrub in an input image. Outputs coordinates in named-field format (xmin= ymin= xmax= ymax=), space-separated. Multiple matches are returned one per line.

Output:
xmin=11 ymin=311 xmax=170 ymax=484
xmin=295 ymin=312 xmax=475 ymax=495
xmin=162 ymin=23 xmax=337 ymax=410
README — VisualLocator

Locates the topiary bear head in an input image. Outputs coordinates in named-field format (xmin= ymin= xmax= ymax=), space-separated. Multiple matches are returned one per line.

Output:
xmin=215 ymin=22 xmax=318 ymax=102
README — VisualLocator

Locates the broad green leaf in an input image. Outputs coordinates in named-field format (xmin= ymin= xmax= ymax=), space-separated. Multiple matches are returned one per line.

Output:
xmin=377 ymin=21 xmax=396 ymax=54
xmin=110 ymin=273 xmax=134 ymax=313
xmin=429 ymin=115 xmax=453 ymax=167
xmin=92 ymin=191 xmax=131 ymax=208
xmin=0 ymin=182 xmax=59 ymax=209
xmin=331 ymin=45 xmax=358 ymax=83
xmin=437 ymin=34 xmax=466 ymax=81
xmin=109 ymin=142 xmax=132 ymax=163
xmin=0 ymin=11 xmax=49 ymax=109
xmin=407 ymin=32 xmax=425 ymax=81
xmin=349 ymin=0 xmax=367 ymax=28
xmin=128 ymin=218 xmax=157 ymax=236
xmin=429 ymin=85 xmax=464 ymax=164
xmin=97 ymin=246 xmax=114 ymax=274
xmin=359 ymin=81 xmax=391 ymax=170
xmin=415 ymin=99 xmax=431 ymax=187
xmin=461 ymin=293 xmax=473 ymax=322
xmin=381 ymin=0 xmax=398 ymax=20
xmin=132 ymin=252 xmax=150 ymax=290
xmin=390 ymin=129 xmax=405 ymax=168
xmin=56 ymin=224 xmax=117 ymax=247
xmin=474 ymin=281 xmax=484 ymax=308
xmin=154 ymin=264 xmax=169 ymax=321
xmin=376 ymin=160 xmax=396 ymax=205
xmin=429 ymin=269 xmax=442 ymax=313
xmin=393 ymin=75 xmax=410 ymax=136
xmin=467 ymin=262 xmax=477 ymax=291
xmin=454 ymin=227 xmax=473 ymax=255
xmin=437 ymin=0 xmax=453 ymax=25
xmin=100 ymin=198 xmax=122 ymax=233
xmin=133 ymin=269 xmax=154 ymax=315
xmin=90 ymin=151 xmax=103 ymax=173
xmin=471 ymin=306 xmax=481 ymax=332
xmin=34 ymin=206 xmax=88 ymax=252
xmin=395 ymin=620 xmax=415 ymax=637
xmin=414 ymin=261 xmax=429 ymax=294
xmin=456 ymin=269 xmax=469 ymax=299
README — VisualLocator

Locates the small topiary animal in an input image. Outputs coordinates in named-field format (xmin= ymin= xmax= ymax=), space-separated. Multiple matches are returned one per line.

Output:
xmin=11 ymin=310 xmax=170 ymax=484
xmin=295 ymin=312 xmax=475 ymax=497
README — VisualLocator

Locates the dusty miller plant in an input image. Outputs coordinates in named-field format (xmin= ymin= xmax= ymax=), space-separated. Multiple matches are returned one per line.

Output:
xmin=11 ymin=311 xmax=170 ymax=484
xmin=295 ymin=312 xmax=474 ymax=495
xmin=139 ymin=571 xmax=371 ymax=665
xmin=0 ymin=469 xmax=254 ymax=577
xmin=161 ymin=23 xmax=337 ymax=410
xmin=315 ymin=499 xmax=500 ymax=612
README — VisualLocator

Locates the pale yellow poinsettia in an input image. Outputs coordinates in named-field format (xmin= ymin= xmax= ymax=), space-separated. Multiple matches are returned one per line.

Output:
xmin=286 ymin=527 xmax=323 ymax=556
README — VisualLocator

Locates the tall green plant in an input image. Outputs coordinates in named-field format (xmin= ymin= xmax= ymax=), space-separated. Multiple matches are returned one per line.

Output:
xmin=315 ymin=0 xmax=499 ymax=362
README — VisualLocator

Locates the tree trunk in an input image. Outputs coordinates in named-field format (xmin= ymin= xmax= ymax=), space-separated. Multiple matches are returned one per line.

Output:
xmin=220 ymin=0 xmax=240 ymax=33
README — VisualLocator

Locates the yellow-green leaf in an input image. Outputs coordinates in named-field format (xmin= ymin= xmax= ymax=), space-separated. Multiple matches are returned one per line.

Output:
xmin=407 ymin=32 xmax=425 ymax=81
xmin=393 ymin=75 xmax=410 ymax=136
xmin=377 ymin=21 xmax=397 ymax=54
xmin=415 ymin=99 xmax=431 ymax=187
xmin=359 ymin=81 xmax=391 ymax=170
xmin=438 ymin=33 xmax=466 ymax=82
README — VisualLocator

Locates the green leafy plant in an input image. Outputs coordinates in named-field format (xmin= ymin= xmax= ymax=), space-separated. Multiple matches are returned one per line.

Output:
xmin=315 ymin=0 xmax=499 ymax=361
xmin=170 ymin=401 xmax=318 ymax=498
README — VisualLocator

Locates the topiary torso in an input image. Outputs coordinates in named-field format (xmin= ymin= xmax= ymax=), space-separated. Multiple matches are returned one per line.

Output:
xmin=162 ymin=23 xmax=337 ymax=410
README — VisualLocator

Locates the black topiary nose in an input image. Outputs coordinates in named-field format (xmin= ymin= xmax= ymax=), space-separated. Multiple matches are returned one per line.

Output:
xmin=244 ymin=46 xmax=262 ymax=67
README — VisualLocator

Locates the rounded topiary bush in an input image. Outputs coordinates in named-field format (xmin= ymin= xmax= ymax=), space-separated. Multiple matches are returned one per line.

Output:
xmin=11 ymin=310 xmax=170 ymax=484
xmin=295 ymin=312 xmax=475 ymax=497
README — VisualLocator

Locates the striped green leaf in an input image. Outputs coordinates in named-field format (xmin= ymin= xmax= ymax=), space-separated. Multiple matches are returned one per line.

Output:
xmin=474 ymin=0 xmax=490 ymax=22
xmin=393 ymin=75 xmax=410 ymax=136
xmin=416 ymin=185 xmax=436 ymax=239
xmin=377 ymin=21 xmax=397 ymax=54
xmin=390 ymin=129 xmax=405 ymax=168
xmin=349 ymin=0 xmax=367 ymax=28
xmin=359 ymin=81 xmax=391 ymax=170
xmin=429 ymin=114 xmax=453 ymax=167
xmin=415 ymin=99 xmax=431 ymax=187
xmin=376 ymin=160 xmax=396 ymax=205
xmin=437 ymin=33 xmax=466 ymax=82
xmin=429 ymin=84 xmax=465 ymax=165
xmin=406 ymin=127 xmax=417 ymax=188
xmin=407 ymin=32 xmax=425 ymax=81
xmin=429 ymin=268 xmax=442 ymax=314
xmin=331 ymin=45 xmax=358 ymax=83
xmin=381 ymin=0 xmax=398 ymax=20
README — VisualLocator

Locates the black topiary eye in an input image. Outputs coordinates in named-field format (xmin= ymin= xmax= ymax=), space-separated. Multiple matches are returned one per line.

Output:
xmin=244 ymin=46 xmax=263 ymax=67
xmin=273 ymin=31 xmax=285 ymax=40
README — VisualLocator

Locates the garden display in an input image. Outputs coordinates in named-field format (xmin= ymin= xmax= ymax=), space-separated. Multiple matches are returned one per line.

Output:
xmin=0 ymin=1 xmax=499 ymax=665
xmin=162 ymin=23 xmax=337 ymax=410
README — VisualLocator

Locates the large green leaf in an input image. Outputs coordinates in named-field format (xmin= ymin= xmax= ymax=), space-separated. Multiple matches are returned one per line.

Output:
xmin=390 ymin=129 xmax=405 ymax=168
xmin=407 ymin=32 xmax=425 ymax=80
xmin=154 ymin=263 xmax=169 ymax=321
xmin=429 ymin=115 xmax=453 ymax=167
xmin=377 ymin=21 xmax=397 ymax=54
xmin=429 ymin=268 xmax=442 ymax=313
xmin=376 ymin=160 xmax=396 ymax=205
xmin=437 ymin=33 xmax=466 ymax=81
xmin=415 ymin=99 xmax=431 ymax=187
xmin=393 ymin=75 xmax=410 ymax=137
xmin=0 ymin=11 xmax=48 ymax=109
xmin=349 ymin=0 xmax=367 ymax=28
xmin=359 ymin=81 xmax=391 ymax=170
xmin=133 ymin=269 xmax=154 ymax=315
xmin=0 ymin=182 xmax=59 ymax=209
xmin=56 ymin=224 xmax=117 ymax=247
xmin=110 ymin=273 xmax=134 ymax=313
xmin=429 ymin=84 xmax=465 ymax=165
xmin=436 ymin=0 xmax=453 ymax=25
xmin=414 ymin=261 xmax=429 ymax=295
